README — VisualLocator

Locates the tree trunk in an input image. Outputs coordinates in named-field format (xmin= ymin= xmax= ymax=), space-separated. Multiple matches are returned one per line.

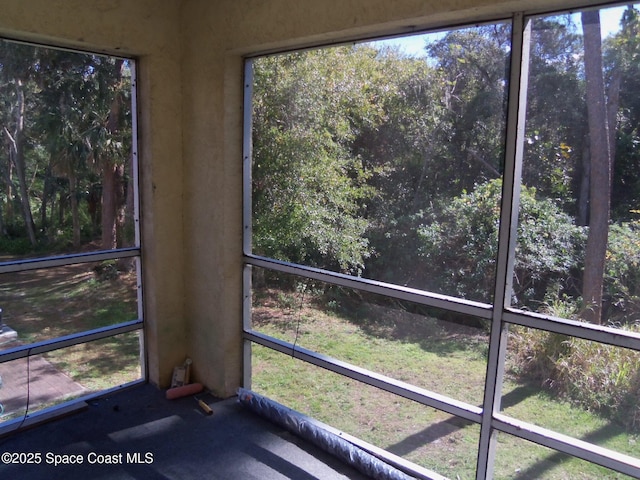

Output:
xmin=606 ymin=68 xmax=621 ymax=182
xmin=115 ymin=162 xmax=126 ymax=248
xmin=4 ymin=161 xmax=14 ymax=224
xmin=68 ymin=170 xmax=81 ymax=249
xmin=577 ymin=140 xmax=590 ymax=227
xmin=0 ymin=174 xmax=5 ymax=236
xmin=3 ymin=79 xmax=37 ymax=246
xmin=581 ymin=11 xmax=612 ymax=325
xmin=0 ymin=147 xmax=12 ymax=234
xmin=101 ymin=159 xmax=117 ymax=250
xmin=101 ymin=59 xmax=125 ymax=251
xmin=58 ymin=189 xmax=65 ymax=227
xmin=40 ymin=162 xmax=53 ymax=239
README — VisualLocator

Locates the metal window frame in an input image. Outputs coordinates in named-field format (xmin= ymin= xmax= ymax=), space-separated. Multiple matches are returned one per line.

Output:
xmin=242 ymin=6 xmax=640 ymax=479
xmin=476 ymin=11 xmax=530 ymax=479
xmin=0 ymin=45 xmax=146 ymax=417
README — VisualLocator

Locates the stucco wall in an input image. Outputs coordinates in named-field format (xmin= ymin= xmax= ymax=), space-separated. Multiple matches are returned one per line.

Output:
xmin=193 ymin=0 xmax=590 ymax=55
xmin=0 ymin=0 xmax=186 ymax=388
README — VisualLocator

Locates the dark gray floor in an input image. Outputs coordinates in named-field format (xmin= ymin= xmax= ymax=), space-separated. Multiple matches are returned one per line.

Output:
xmin=0 ymin=384 xmax=372 ymax=479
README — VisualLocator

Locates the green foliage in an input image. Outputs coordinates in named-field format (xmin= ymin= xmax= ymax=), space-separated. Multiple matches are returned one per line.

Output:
xmin=252 ymin=30 xmax=512 ymax=283
xmin=604 ymin=220 xmax=640 ymax=322
xmin=417 ymin=179 xmax=502 ymax=301
xmin=507 ymin=329 xmax=570 ymax=386
xmin=556 ymin=333 xmax=640 ymax=430
xmin=515 ymin=183 xmax=586 ymax=306
xmin=608 ymin=7 xmax=640 ymax=221
xmin=524 ymin=17 xmax=586 ymax=209
xmin=509 ymin=324 xmax=640 ymax=430
xmin=0 ymin=236 xmax=34 ymax=255
xmin=252 ymin=48 xmax=381 ymax=274
xmin=425 ymin=24 xmax=510 ymax=192
xmin=417 ymin=179 xmax=585 ymax=304
xmin=93 ymin=260 xmax=119 ymax=281
xmin=250 ymin=16 xmax=640 ymax=321
xmin=0 ymin=40 xmax=133 ymax=253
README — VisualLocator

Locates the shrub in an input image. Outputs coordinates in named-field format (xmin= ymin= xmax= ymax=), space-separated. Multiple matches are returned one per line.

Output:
xmin=0 ymin=236 xmax=34 ymax=256
xmin=556 ymin=333 xmax=640 ymax=429
xmin=515 ymin=185 xmax=586 ymax=307
xmin=417 ymin=179 xmax=585 ymax=305
xmin=507 ymin=326 xmax=571 ymax=387
xmin=508 ymin=322 xmax=640 ymax=430
xmin=416 ymin=179 xmax=502 ymax=301
xmin=93 ymin=260 xmax=119 ymax=280
xmin=605 ymin=220 xmax=640 ymax=324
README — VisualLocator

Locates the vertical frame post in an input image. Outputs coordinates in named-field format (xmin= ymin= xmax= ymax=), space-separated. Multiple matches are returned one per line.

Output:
xmin=476 ymin=12 xmax=531 ymax=479
xmin=129 ymin=59 xmax=147 ymax=381
xmin=243 ymin=59 xmax=254 ymax=257
xmin=242 ymin=59 xmax=255 ymax=388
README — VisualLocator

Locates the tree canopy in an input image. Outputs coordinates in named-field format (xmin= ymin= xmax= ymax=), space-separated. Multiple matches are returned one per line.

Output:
xmin=250 ymin=6 xmax=640 ymax=325
xmin=0 ymin=40 xmax=133 ymax=256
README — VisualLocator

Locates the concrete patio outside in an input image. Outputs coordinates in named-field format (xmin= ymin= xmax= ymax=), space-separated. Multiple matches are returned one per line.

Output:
xmin=0 ymin=348 xmax=85 ymax=419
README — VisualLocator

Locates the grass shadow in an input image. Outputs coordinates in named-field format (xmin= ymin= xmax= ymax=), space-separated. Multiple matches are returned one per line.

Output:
xmin=0 ymin=266 xmax=138 ymax=346
xmin=511 ymin=421 xmax=632 ymax=479
xmin=45 ymin=332 xmax=142 ymax=391
xmin=385 ymin=384 xmax=539 ymax=458
xmin=256 ymin=286 xmax=491 ymax=358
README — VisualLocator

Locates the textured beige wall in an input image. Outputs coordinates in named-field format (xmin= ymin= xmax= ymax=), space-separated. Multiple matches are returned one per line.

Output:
xmin=197 ymin=0 xmax=590 ymax=55
xmin=0 ymin=0 xmax=186 ymax=388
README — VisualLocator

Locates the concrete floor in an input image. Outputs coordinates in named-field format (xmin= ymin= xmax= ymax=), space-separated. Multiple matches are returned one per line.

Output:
xmin=0 ymin=383 xmax=373 ymax=480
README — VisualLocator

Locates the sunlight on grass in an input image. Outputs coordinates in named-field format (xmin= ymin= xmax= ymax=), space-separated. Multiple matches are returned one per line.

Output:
xmin=45 ymin=332 xmax=142 ymax=393
xmin=493 ymin=431 xmax=633 ymax=480
xmin=0 ymin=264 xmax=142 ymax=426
xmin=500 ymin=380 xmax=640 ymax=465
xmin=253 ymin=287 xmax=489 ymax=405
xmin=252 ymin=344 xmax=480 ymax=479
xmin=251 ymin=287 xmax=640 ymax=479
xmin=0 ymin=264 xmax=138 ymax=345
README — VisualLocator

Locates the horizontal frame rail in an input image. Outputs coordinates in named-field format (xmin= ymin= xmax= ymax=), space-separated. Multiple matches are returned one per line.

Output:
xmin=504 ymin=308 xmax=640 ymax=352
xmin=493 ymin=413 xmax=640 ymax=478
xmin=0 ymin=319 xmax=143 ymax=363
xmin=245 ymin=254 xmax=493 ymax=320
xmin=245 ymin=329 xmax=483 ymax=423
xmin=0 ymin=247 xmax=140 ymax=274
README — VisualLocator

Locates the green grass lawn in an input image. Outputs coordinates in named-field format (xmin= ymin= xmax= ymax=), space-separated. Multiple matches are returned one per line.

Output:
xmin=250 ymin=287 xmax=640 ymax=479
